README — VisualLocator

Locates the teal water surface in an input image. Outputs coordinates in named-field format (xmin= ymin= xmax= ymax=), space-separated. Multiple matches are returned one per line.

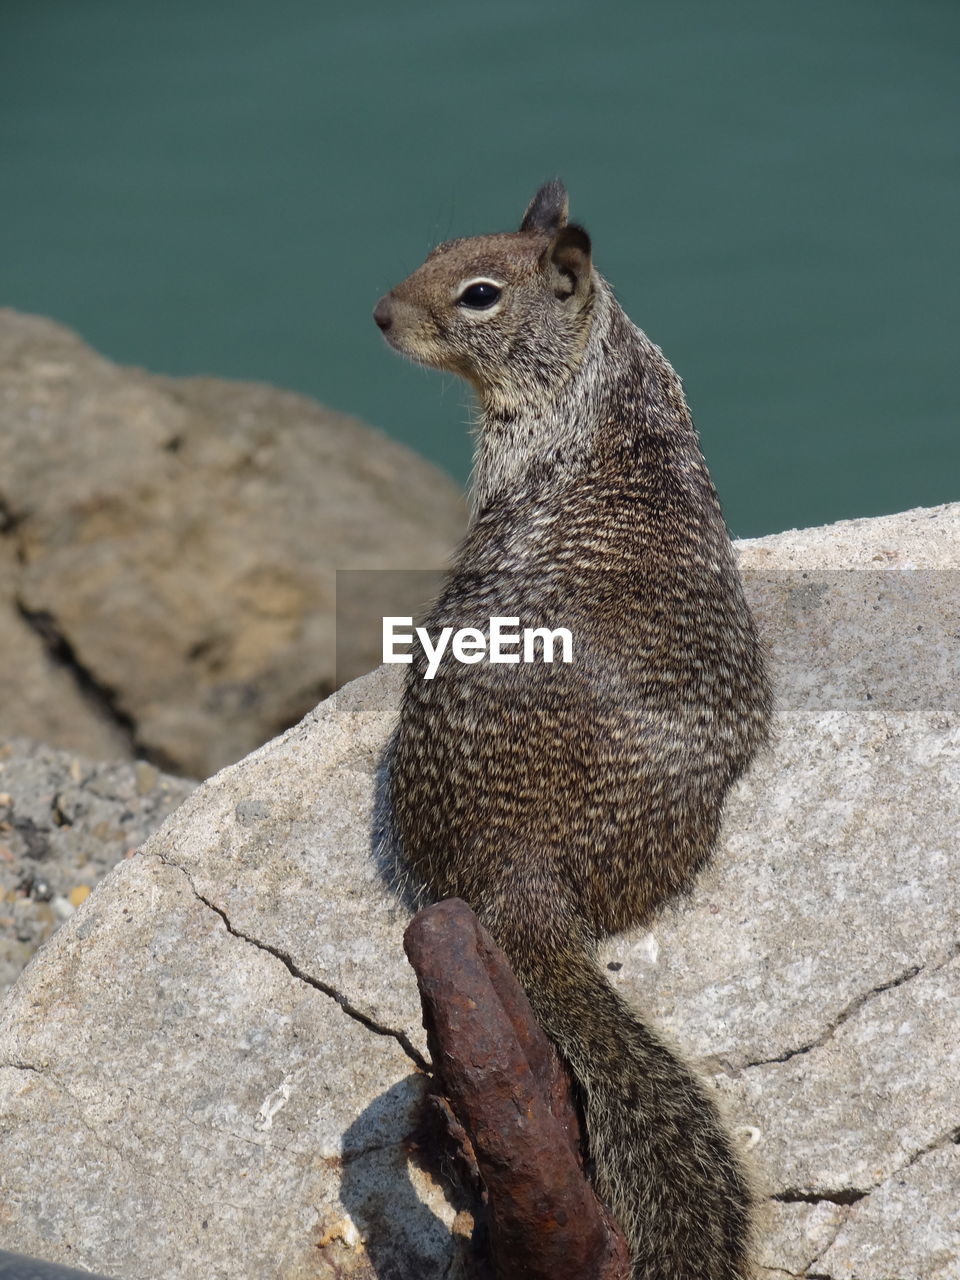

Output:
xmin=3 ymin=0 xmax=958 ymax=536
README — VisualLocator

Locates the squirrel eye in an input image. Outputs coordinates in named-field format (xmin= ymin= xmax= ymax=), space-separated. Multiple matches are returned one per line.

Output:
xmin=458 ymin=281 xmax=502 ymax=309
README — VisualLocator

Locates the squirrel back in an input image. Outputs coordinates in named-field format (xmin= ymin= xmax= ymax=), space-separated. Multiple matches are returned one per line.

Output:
xmin=375 ymin=181 xmax=771 ymax=1278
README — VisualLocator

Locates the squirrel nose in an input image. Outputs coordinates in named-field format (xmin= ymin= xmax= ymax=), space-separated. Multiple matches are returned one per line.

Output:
xmin=373 ymin=296 xmax=393 ymax=332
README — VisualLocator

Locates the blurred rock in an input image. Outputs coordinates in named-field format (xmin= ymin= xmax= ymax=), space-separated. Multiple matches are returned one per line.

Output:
xmin=0 ymin=502 xmax=956 ymax=1279
xmin=0 ymin=542 xmax=130 ymax=763
xmin=0 ymin=309 xmax=465 ymax=778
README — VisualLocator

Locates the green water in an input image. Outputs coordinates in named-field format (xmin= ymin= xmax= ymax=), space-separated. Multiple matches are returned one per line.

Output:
xmin=4 ymin=1 xmax=958 ymax=537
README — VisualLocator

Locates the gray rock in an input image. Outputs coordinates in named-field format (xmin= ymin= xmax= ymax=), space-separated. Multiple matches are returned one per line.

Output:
xmin=817 ymin=1146 xmax=960 ymax=1280
xmin=0 ymin=502 xmax=957 ymax=1278
xmin=0 ymin=309 xmax=466 ymax=778
xmin=0 ymin=739 xmax=195 ymax=999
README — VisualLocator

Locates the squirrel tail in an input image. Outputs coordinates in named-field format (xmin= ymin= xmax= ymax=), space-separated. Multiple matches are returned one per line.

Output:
xmin=501 ymin=927 xmax=754 ymax=1280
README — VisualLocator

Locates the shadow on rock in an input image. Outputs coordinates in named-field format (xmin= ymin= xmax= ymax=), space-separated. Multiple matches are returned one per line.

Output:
xmin=340 ymin=1076 xmax=482 ymax=1279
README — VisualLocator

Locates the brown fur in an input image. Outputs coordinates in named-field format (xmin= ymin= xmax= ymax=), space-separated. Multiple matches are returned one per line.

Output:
xmin=374 ymin=180 xmax=772 ymax=1279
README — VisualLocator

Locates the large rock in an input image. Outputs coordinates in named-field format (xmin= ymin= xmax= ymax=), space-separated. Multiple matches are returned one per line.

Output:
xmin=0 ymin=310 xmax=465 ymax=778
xmin=0 ymin=541 xmax=130 ymax=764
xmin=0 ymin=503 xmax=957 ymax=1279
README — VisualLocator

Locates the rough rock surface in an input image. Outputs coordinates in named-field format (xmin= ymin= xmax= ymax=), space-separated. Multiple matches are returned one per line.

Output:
xmin=0 ymin=503 xmax=957 ymax=1279
xmin=0 ymin=740 xmax=195 ymax=999
xmin=0 ymin=309 xmax=465 ymax=778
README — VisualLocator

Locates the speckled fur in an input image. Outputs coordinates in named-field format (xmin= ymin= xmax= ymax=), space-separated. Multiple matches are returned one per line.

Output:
xmin=374 ymin=181 xmax=772 ymax=1279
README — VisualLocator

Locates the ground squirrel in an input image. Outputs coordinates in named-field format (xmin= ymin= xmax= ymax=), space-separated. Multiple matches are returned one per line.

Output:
xmin=374 ymin=180 xmax=772 ymax=1279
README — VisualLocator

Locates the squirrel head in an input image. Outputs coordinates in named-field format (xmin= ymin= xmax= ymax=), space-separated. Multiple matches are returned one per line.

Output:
xmin=374 ymin=180 xmax=595 ymax=410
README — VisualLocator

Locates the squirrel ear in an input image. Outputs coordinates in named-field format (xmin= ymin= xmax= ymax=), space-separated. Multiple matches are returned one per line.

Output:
xmin=542 ymin=224 xmax=593 ymax=302
xmin=520 ymin=179 xmax=569 ymax=234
